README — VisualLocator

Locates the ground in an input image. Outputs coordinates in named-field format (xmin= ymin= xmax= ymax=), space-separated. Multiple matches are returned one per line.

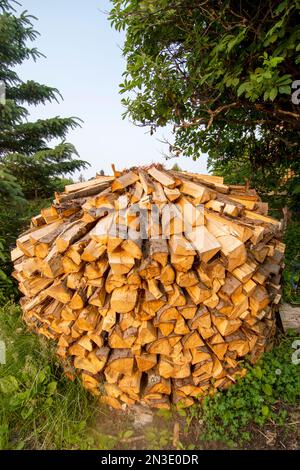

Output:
xmin=1 ymin=303 xmax=299 ymax=450
xmin=90 ymin=401 xmax=300 ymax=450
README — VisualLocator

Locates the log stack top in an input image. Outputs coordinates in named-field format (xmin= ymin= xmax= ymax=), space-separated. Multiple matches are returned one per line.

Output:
xmin=11 ymin=164 xmax=285 ymax=409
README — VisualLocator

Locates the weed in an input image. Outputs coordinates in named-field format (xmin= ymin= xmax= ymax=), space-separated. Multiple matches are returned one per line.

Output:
xmin=145 ymin=427 xmax=171 ymax=449
xmin=0 ymin=302 xmax=98 ymax=449
xmin=1 ymin=303 xmax=299 ymax=450
xmin=177 ymin=441 xmax=196 ymax=450
xmin=156 ymin=408 xmax=172 ymax=420
xmin=187 ymin=333 xmax=300 ymax=446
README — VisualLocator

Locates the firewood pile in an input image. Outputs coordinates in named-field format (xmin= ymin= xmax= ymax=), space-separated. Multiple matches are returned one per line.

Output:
xmin=11 ymin=165 xmax=285 ymax=409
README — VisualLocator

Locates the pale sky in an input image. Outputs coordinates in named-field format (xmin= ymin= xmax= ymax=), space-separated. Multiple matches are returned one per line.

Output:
xmin=16 ymin=0 xmax=208 ymax=178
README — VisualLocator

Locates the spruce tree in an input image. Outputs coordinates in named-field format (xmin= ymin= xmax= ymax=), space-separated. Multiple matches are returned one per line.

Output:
xmin=0 ymin=0 xmax=88 ymax=298
xmin=0 ymin=0 xmax=88 ymax=199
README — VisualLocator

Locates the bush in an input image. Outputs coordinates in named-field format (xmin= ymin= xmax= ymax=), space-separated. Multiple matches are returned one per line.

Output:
xmin=0 ymin=198 xmax=52 ymax=305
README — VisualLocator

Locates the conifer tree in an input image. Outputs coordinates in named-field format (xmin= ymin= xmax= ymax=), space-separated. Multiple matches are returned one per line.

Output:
xmin=0 ymin=0 xmax=88 ymax=199
xmin=0 ymin=0 xmax=88 ymax=297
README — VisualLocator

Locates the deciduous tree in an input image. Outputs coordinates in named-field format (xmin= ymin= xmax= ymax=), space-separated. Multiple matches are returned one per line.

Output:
xmin=110 ymin=0 xmax=300 ymax=203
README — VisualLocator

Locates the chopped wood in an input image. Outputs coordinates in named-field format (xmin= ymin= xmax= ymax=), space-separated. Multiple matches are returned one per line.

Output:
xmin=180 ymin=180 xmax=211 ymax=204
xmin=12 ymin=164 xmax=284 ymax=409
xmin=112 ymin=171 xmax=139 ymax=192
xmin=138 ymin=170 xmax=155 ymax=195
xmin=64 ymin=176 xmax=114 ymax=194
xmin=147 ymin=166 xmax=177 ymax=188
xmin=279 ymin=303 xmax=300 ymax=333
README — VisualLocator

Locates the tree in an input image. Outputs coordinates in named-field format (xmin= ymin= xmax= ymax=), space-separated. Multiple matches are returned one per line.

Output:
xmin=0 ymin=167 xmax=24 ymax=301
xmin=171 ymin=163 xmax=181 ymax=172
xmin=0 ymin=0 xmax=88 ymax=199
xmin=110 ymin=0 xmax=300 ymax=207
xmin=0 ymin=0 xmax=89 ymax=299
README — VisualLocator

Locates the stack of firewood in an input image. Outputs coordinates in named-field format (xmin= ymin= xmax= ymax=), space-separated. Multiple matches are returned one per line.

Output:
xmin=11 ymin=165 xmax=285 ymax=409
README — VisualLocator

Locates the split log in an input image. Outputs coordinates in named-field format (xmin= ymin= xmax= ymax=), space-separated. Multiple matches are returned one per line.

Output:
xmin=12 ymin=163 xmax=284 ymax=409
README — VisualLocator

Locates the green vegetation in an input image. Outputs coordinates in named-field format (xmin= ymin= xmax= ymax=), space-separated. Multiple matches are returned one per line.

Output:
xmin=0 ymin=302 xmax=299 ymax=449
xmin=145 ymin=428 xmax=172 ymax=450
xmin=0 ymin=0 xmax=88 ymax=295
xmin=0 ymin=302 xmax=98 ymax=449
xmin=283 ymin=221 xmax=300 ymax=303
xmin=110 ymin=0 xmax=300 ymax=208
xmin=0 ymin=303 xmax=138 ymax=450
xmin=170 ymin=163 xmax=182 ymax=172
xmin=169 ymin=334 xmax=300 ymax=448
xmin=183 ymin=333 xmax=300 ymax=447
xmin=0 ymin=1 xmax=88 ymax=199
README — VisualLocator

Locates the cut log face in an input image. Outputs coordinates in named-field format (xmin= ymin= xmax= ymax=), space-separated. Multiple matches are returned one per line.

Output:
xmin=12 ymin=163 xmax=284 ymax=409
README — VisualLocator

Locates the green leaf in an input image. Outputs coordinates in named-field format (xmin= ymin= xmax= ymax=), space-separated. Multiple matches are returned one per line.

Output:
xmin=268 ymin=34 xmax=278 ymax=44
xmin=292 ymin=184 xmax=300 ymax=195
xmin=21 ymin=406 xmax=34 ymax=420
xmin=263 ymin=71 xmax=272 ymax=79
xmin=46 ymin=381 xmax=57 ymax=396
xmin=275 ymin=1 xmax=287 ymax=14
xmin=0 ymin=424 xmax=8 ymax=450
xmin=269 ymin=87 xmax=278 ymax=101
xmin=0 ymin=376 xmax=19 ymax=394
xmin=262 ymin=383 xmax=273 ymax=396
xmin=14 ymin=441 xmax=25 ymax=450
xmin=279 ymin=85 xmax=291 ymax=94
xmin=261 ymin=405 xmax=270 ymax=417
xmin=177 ymin=408 xmax=187 ymax=417
xmin=277 ymin=74 xmax=292 ymax=85
xmin=188 ymin=443 xmax=196 ymax=450
xmin=156 ymin=408 xmax=172 ymax=419
xmin=44 ymin=397 xmax=53 ymax=407
xmin=237 ymin=83 xmax=247 ymax=97
xmin=254 ymin=366 xmax=263 ymax=379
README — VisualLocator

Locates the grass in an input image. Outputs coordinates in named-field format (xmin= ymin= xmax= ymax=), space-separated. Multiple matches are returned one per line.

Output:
xmin=0 ymin=305 xmax=299 ymax=450
xmin=0 ymin=302 xmax=97 ymax=450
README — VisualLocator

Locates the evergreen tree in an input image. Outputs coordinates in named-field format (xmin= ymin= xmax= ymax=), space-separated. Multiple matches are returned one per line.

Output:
xmin=171 ymin=163 xmax=182 ymax=172
xmin=0 ymin=0 xmax=88 ymax=199
xmin=0 ymin=0 xmax=89 ymax=298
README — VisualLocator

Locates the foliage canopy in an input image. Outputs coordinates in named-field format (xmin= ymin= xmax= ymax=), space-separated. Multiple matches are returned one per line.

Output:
xmin=110 ymin=0 xmax=300 ymax=200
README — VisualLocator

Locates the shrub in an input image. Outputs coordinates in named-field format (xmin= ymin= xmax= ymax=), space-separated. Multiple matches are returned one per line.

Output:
xmin=191 ymin=333 xmax=300 ymax=446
